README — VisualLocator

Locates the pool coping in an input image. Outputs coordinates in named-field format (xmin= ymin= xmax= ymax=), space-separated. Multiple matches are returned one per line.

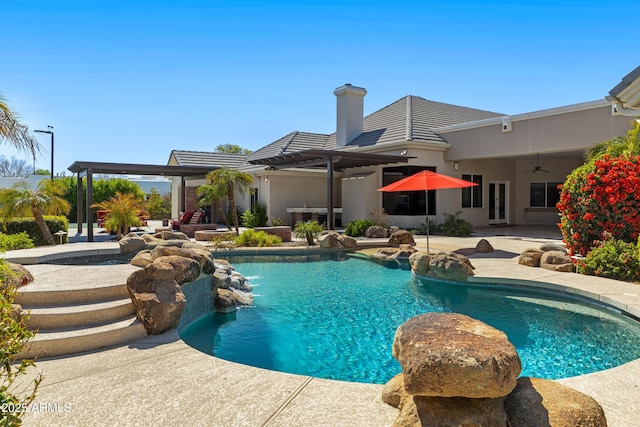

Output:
xmin=9 ymin=236 xmax=640 ymax=426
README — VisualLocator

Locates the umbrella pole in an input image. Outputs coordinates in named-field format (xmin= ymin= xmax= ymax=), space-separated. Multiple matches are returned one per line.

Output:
xmin=425 ymin=190 xmax=430 ymax=253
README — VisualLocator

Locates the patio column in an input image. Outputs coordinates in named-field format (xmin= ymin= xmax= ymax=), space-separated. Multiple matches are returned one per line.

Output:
xmin=86 ymin=168 xmax=94 ymax=242
xmin=327 ymin=157 xmax=334 ymax=230
xmin=76 ymin=172 xmax=83 ymax=233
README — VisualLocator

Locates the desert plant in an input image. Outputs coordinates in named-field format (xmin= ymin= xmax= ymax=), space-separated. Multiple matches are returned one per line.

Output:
xmin=0 ymin=261 xmax=42 ymax=425
xmin=558 ymin=155 xmax=640 ymax=256
xmin=294 ymin=220 xmax=324 ymax=245
xmin=0 ymin=180 xmax=70 ymax=245
xmin=235 ymin=229 xmax=282 ymax=247
xmin=344 ymin=219 xmax=374 ymax=237
xmin=369 ymin=209 xmax=390 ymax=228
xmin=0 ymin=94 xmax=40 ymax=154
xmin=441 ymin=211 xmax=473 ymax=237
xmin=242 ymin=202 xmax=268 ymax=228
xmin=92 ymin=192 xmax=149 ymax=240
xmin=0 ymin=232 xmax=34 ymax=251
xmin=205 ymin=167 xmax=253 ymax=235
xmin=271 ymin=217 xmax=286 ymax=226
xmin=575 ymin=233 xmax=640 ymax=282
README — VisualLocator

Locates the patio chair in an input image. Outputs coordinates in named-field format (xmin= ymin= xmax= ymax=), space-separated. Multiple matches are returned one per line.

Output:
xmin=170 ymin=210 xmax=196 ymax=230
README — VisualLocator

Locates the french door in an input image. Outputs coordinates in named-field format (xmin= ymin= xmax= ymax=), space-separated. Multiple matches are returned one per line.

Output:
xmin=489 ymin=181 xmax=509 ymax=224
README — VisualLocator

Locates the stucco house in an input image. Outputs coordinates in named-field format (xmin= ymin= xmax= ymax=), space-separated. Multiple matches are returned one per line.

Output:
xmin=168 ymin=67 xmax=640 ymax=230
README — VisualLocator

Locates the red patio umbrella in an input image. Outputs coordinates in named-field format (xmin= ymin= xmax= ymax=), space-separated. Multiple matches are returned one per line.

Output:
xmin=377 ymin=170 xmax=478 ymax=252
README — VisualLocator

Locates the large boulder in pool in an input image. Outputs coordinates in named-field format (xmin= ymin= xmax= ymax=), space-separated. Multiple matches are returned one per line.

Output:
xmin=409 ymin=252 xmax=431 ymax=276
xmin=119 ymin=233 xmax=146 ymax=254
xmin=214 ymin=288 xmax=254 ymax=314
xmin=153 ymin=255 xmax=201 ymax=285
xmin=505 ymin=377 xmax=607 ymax=427
xmin=428 ymin=252 xmax=474 ymax=281
xmin=389 ymin=230 xmax=415 ymax=247
xmin=392 ymin=313 xmax=521 ymax=399
xmin=126 ymin=261 xmax=186 ymax=335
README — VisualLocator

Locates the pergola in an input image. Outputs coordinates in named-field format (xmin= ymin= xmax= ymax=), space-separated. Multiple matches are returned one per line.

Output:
xmin=68 ymin=161 xmax=215 ymax=242
xmin=248 ymin=149 xmax=413 ymax=229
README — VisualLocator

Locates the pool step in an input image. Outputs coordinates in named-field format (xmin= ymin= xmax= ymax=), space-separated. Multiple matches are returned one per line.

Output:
xmin=24 ymin=298 xmax=136 ymax=330
xmin=16 ymin=283 xmax=130 ymax=306
xmin=17 ymin=316 xmax=147 ymax=359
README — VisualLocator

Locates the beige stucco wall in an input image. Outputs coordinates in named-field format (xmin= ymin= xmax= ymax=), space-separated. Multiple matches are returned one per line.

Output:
xmin=442 ymin=103 xmax=632 ymax=161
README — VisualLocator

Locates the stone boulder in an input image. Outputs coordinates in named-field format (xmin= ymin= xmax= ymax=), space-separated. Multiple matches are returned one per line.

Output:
xmin=389 ymin=230 xmax=415 ymax=247
xmin=119 ymin=233 xmax=146 ymax=254
xmin=153 ymin=255 xmax=201 ymax=285
xmin=10 ymin=304 xmax=23 ymax=321
xmin=214 ymin=288 xmax=254 ymax=314
xmin=160 ymin=230 xmax=190 ymax=241
xmin=1 ymin=262 xmax=34 ymax=288
xmin=365 ymin=225 xmax=388 ymax=238
xmin=475 ymin=238 xmax=494 ymax=253
xmin=392 ymin=313 xmax=521 ymax=399
xmin=428 ymin=252 xmax=474 ymax=281
xmin=505 ymin=377 xmax=606 ymax=427
xmin=337 ymin=234 xmax=358 ymax=248
xmin=540 ymin=243 xmax=568 ymax=254
xmin=126 ymin=262 xmax=186 ymax=335
xmin=131 ymin=250 xmax=153 ymax=268
xmin=518 ymin=248 xmax=544 ymax=267
xmin=318 ymin=233 xmax=340 ymax=248
xmin=393 ymin=394 xmax=508 ymax=427
xmin=408 ymin=251 xmax=431 ymax=276
xmin=540 ymin=250 xmax=574 ymax=272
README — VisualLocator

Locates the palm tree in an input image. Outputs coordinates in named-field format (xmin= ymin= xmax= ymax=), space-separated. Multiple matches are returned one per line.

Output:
xmin=203 ymin=168 xmax=253 ymax=235
xmin=0 ymin=94 xmax=41 ymax=155
xmin=92 ymin=192 xmax=149 ymax=240
xmin=584 ymin=120 xmax=640 ymax=161
xmin=196 ymin=183 xmax=232 ymax=230
xmin=0 ymin=180 xmax=70 ymax=245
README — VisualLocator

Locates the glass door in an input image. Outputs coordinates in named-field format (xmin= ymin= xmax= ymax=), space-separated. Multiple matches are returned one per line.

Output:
xmin=489 ymin=181 xmax=509 ymax=224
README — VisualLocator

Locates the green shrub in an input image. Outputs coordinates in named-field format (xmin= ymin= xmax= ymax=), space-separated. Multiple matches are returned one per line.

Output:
xmin=0 ymin=232 xmax=35 ymax=250
xmin=145 ymin=188 xmax=171 ymax=220
xmin=234 ymin=229 xmax=282 ymax=247
xmin=226 ymin=207 xmax=244 ymax=227
xmin=0 ymin=264 xmax=42 ymax=424
xmin=271 ymin=217 xmax=286 ymax=226
xmin=345 ymin=219 xmax=374 ymax=237
xmin=241 ymin=202 xmax=268 ymax=228
xmin=441 ymin=211 xmax=473 ymax=237
xmin=0 ymin=216 xmax=68 ymax=246
xmin=576 ymin=234 xmax=640 ymax=282
xmin=294 ymin=220 xmax=324 ymax=245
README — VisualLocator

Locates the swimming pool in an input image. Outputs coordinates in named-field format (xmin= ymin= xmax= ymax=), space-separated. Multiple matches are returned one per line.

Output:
xmin=179 ymin=253 xmax=640 ymax=384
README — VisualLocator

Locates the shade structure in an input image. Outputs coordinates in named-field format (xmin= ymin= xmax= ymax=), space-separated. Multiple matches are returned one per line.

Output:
xmin=377 ymin=170 xmax=478 ymax=252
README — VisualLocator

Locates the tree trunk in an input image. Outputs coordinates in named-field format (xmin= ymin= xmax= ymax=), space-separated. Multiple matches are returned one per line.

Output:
xmin=32 ymin=206 xmax=55 ymax=245
xmin=215 ymin=202 xmax=232 ymax=231
xmin=229 ymin=190 xmax=239 ymax=236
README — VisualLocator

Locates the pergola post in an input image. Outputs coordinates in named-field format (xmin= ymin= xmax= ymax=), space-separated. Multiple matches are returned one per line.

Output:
xmin=76 ymin=172 xmax=83 ymax=233
xmin=86 ymin=168 xmax=94 ymax=242
xmin=327 ymin=157 xmax=334 ymax=230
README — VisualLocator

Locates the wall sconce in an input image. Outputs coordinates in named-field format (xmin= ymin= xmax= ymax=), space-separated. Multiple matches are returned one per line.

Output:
xmin=263 ymin=177 xmax=269 ymax=182
xmin=454 ymin=162 xmax=460 ymax=171
xmin=400 ymin=150 xmax=407 ymax=156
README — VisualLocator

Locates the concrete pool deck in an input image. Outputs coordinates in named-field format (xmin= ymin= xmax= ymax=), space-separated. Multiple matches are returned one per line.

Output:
xmin=4 ymin=228 xmax=640 ymax=426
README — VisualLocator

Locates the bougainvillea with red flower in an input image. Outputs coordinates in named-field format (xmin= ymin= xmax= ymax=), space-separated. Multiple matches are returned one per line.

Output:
xmin=557 ymin=155 xmax=640 ymax=256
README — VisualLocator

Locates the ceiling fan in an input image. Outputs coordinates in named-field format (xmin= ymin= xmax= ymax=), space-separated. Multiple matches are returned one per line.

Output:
xmin=525 ymin=154 xmax=550 ymax=174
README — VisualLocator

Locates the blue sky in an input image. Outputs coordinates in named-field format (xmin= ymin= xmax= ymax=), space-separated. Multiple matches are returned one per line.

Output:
xmin=1 ymin=0 xmax=637 ymax=175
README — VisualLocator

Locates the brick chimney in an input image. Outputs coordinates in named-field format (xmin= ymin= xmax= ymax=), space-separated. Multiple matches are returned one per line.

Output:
xmin=334 ymin=83 xmax=367 ymax=147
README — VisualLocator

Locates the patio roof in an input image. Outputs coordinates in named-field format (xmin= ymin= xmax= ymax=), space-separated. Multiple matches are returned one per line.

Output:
xmin=247 ymin=149 xmax=412 ymax=171
xmin=68 ymin=161 xmax=215 ymax=177
xmin=608 ymin=65 xmax=640 ymax=114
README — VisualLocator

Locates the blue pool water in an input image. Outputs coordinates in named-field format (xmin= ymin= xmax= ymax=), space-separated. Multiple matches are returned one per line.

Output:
xmin=179 ymin=254 xmax=640 ymax=384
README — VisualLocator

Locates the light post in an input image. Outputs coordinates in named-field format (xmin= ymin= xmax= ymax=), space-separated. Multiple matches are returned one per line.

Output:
xmin=34 ymin=125 xmax=54 ymax=181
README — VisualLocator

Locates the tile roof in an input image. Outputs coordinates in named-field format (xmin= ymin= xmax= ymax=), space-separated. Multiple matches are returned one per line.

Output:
xmin=170 ymin=150 xmax=247 ymax=168
xmin=330 ymin=95 xmax=503 ymax=148
xmin=248 ymin=95 xmax=503 ymax=161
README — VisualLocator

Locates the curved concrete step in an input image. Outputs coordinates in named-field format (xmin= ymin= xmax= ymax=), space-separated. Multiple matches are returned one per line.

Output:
xmin=18 ymin=317 xmax=148 ymax=359
xmin=16 ymin=283 xmax=130 ymax=306
xmin=24 ymin=298 xmax=135 ymax=330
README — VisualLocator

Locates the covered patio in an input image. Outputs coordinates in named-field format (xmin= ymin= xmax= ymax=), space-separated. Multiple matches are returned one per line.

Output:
xmin=67 ymin=161 xmax=214 ymax=242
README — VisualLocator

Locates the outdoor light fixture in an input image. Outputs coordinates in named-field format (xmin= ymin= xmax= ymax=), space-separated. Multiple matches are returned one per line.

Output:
xmin=400 ymin=150 xmax=407 ymax=155
xmin=34 ymin=125 xmax=54 ymax=181
xmin=454 ymin=162 xmax=460 ymax=171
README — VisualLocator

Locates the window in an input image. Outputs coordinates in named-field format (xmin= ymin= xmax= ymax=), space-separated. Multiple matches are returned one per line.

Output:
xmin=530 ymin=182 xmax=561 ymax=208
xmin=461 ymin=174 xmax=483 ymax=208
xmin=382 ymin=166 xmax=436 ymax=215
